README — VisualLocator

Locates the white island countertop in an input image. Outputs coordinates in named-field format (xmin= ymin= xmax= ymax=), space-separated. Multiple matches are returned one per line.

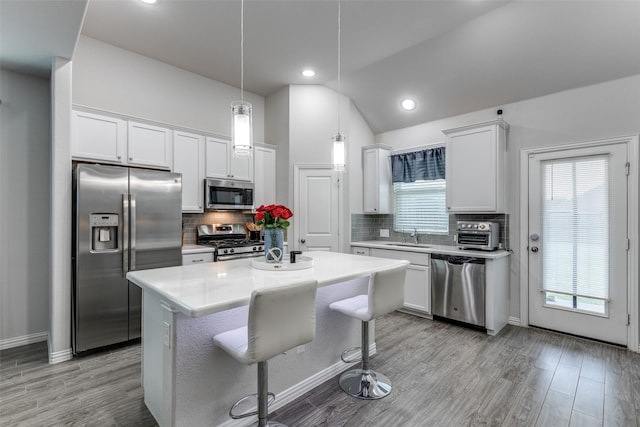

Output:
xmin=127 ymin=251 xmax=409 ymax=318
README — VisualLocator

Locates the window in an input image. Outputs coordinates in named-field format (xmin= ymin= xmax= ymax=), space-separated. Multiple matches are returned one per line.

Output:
xmin=541 ymin=155 xmax=609 ymax=315
xmin=393 ymin=179 xmax=448 ymax=234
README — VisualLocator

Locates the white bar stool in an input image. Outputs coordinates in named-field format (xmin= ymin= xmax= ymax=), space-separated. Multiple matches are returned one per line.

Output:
xmin=329 ymin=264 xmax=407 ymax=400
xmin=213 ymin=280 xmax=318 ymax=427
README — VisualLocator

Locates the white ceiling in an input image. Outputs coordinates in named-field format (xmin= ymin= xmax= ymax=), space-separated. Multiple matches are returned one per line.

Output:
xmin=3 ymin=1 xmax=640 ymax=134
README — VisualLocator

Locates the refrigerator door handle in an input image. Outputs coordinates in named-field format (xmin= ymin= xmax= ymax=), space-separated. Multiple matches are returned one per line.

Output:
xmin=130 ymin=193 xmax=136 ymax=271
xmin=122 ymin=194 xmax=129 ymax=277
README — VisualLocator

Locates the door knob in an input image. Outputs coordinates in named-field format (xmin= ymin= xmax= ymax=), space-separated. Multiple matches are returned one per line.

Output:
xmin=531 ymin=246 xmax=539 ymax=253
xmin=300 ymin=239 xmax=306 ymax=244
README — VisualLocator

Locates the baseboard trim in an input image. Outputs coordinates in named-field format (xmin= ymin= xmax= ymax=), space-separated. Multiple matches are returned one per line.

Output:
xmin=0 ymin=331 xmax=48 ymax=351
xmin=508 ymin=316 xmax=521 ymax=327
xmin=48 ymin=347 xmax=73 ymax=365
xmin=217 ymin=344 xmax=376 ymax=427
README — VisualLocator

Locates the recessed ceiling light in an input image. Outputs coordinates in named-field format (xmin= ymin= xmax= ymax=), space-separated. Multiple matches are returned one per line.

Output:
xmin=401 ymin=98 xmax=416 ymax=111
xmin=140 ymin=0 xmax=157 ymax=4
xmin=301 ymin=69 xmax=316 ymax=77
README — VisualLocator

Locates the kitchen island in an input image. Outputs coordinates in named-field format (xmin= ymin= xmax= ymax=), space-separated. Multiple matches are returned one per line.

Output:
xmin=126 ymin=251 xmax=409 ymax=427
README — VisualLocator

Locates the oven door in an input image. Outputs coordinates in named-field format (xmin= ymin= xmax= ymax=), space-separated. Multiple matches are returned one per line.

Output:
xmin=205 ymin=179 xmax=254 ymax=210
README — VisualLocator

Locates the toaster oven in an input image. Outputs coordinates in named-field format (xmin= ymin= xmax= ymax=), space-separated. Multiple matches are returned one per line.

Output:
xmin=455 ymin=221 xmax=500 ymax=251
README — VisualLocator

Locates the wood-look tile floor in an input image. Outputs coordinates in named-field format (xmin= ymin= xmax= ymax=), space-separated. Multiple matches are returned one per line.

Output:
xmin=1 ymin=313 xmax=639 ymax=426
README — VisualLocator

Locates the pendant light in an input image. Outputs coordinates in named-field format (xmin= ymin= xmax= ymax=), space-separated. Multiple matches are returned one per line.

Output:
xmin=232 ymin=0 xmax=252 ymax=157
xmin=331 ymin=0 xmax=346 ymax=172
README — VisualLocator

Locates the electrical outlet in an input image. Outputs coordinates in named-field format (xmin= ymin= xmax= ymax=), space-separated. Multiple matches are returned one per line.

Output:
xmin=296 ymin=345 xmax=305 ymax=354
xmin=379 ymin=229 xmax=390 ymax=238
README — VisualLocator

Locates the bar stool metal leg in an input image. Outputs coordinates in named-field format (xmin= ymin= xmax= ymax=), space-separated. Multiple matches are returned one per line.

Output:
xmin=337 ymin=320 xmax=392 ymax=400
xmin=252 ymin=361 xmax=287 ymax=427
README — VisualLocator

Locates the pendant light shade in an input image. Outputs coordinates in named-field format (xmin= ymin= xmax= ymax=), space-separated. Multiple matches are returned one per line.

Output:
xmin=232 ymin=101 xmax=252 ymax=157
xmin=232 ymin=0 xmax=252 ymax=157
xmin=332 ymin=132 xmax=346 ymax=172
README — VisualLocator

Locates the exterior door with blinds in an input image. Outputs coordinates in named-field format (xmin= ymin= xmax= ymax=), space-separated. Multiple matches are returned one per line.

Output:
xmin=527 ymin=143 xmax=628 ymax=345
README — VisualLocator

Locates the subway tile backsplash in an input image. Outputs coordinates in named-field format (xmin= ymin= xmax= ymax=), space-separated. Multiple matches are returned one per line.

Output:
xmin=351 ymin=213 xmax=510 ymax=249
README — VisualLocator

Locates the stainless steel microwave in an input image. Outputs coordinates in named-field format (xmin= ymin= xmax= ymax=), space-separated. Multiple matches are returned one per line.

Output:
xmin=205 ymin=179 xmax=254 ymax=211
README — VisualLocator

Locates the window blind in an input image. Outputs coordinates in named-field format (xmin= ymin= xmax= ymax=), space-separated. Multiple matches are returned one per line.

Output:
xmin=393 ymin=180 xmax=448 ymax=234
xmin=542 ymin=155 xmax=609 ymax=301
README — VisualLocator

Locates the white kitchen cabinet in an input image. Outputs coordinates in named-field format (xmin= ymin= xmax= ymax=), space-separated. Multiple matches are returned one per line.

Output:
xmin=254 ymin=145 xmax=276 ymax=208
xmin=205 ymin=136 xmax=253 ymax=181
xmin=72 ymin=110 xmax=172 ymax=170
xmin=369 ymin=248 xmax=430 ymax=316
xmin=182 ymin=252 xmax=214 ymax=265
xmin=72 ymin=110 xmax=126 ymax=163
xmin=443 ymin=119 xmax=508 ymax=213
xmin=362 ymin=146 xmax=392 ymax=214
xmin=127 ymin=121 xmax=173 ymax=169
xmin=173 ymin=130 xmax=205 ymax=213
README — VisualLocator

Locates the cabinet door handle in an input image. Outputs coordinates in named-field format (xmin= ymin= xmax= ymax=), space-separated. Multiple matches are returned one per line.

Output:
xmin=192 ymin=258 xmax=205 ymax=263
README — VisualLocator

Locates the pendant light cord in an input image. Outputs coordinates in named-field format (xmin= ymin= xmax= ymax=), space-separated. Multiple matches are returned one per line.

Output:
xmin=337 ymin=0 xmax=341 ymax=133
xmin=240 ymin=0 xmax=245 ymax=104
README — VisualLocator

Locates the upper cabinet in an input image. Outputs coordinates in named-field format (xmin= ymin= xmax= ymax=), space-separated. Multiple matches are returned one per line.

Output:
xmin=127 ymin=121 xmax=172 ymax=169
xmin=362 ymin=146 xmax=392 ymax=214
xmin=72 ymin=110 xmax=172 ymax=170
xmin=443 ymin=120 xmax=509 ymax=213
xmin=254 ymin=145 xmax=276 ymax=208
xmin=205 ymin=137 xmax=253 ymax=182
xmin=72 ymin=110 xmax=126 ymax=164
xmin=173 ymin=130 xmax=205 ymax=213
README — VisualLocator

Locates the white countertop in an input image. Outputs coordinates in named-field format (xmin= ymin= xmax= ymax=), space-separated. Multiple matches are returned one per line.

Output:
xmin=351 ymin=240 xmax=510 ymax=259
xmin=127 ymin=251 xmax=409 ymax=318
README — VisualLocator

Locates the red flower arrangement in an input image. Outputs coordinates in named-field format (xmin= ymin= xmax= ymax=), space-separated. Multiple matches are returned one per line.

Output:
xmin=254 ymin=204 xmax=293 ymax=229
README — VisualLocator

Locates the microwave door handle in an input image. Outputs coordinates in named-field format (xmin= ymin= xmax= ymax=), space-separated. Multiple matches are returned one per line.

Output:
xmin=122 ymin=194 xmax=129 ymax=278
xmin=130 ymin=194 xmax=136 ymax=271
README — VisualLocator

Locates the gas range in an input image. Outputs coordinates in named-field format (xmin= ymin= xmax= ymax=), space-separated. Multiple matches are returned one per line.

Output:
xmin=196 ymin=224 xmax=264 ymax=261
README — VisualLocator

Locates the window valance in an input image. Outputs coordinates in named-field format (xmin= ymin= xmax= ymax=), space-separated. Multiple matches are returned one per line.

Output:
xmin=390 ymin=147 xmax=445 ymax=183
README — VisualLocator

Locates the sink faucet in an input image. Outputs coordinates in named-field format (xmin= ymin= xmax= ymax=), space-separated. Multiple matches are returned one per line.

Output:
xmin=410 ymin=228 xmax=418 ymax=244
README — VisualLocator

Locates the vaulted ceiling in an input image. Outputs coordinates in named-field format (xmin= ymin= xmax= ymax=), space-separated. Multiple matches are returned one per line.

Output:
xmin=3 ymin=1 xmax=640 ymax=134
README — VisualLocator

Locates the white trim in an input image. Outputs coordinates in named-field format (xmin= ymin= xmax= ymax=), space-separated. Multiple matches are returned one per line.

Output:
xmin=217 ymin=344 xmax=376 ymax=427
xmin=0 ymin=331 xmax=48 ymax=350
xmin=520 ymin=134 xmax=639 ymax=352
xmin=48 ymin=347 xmax=73 ymax=365
xmin=508 ymin=316 xmax=521 ymax=327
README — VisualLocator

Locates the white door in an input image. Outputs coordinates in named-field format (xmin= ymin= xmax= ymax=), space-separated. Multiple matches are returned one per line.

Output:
xmin=294 ymin=166 xmax=341 ymax=252
xmin=528 ymin=143 xmax=628 ymax=345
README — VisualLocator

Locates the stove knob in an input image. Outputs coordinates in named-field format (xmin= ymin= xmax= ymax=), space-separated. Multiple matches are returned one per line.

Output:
xmin=479 ymin=224 xmax=486 ymax=230
xmin=473 ymin=224 xmax=478 ymax=229
xmin=229 ymin=248 xmax=235 ymax=254
xmin=222 ymin=249 xmax=228 ymax=254
xmin=252 ymin=246 xmax=258 ymax=251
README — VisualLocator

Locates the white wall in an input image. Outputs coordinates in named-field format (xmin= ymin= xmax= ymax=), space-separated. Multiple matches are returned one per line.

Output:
xmin=377 ymin=74 xmax=640 ymax=320
xmin=0 ymin=69 xmax=51 ymax=346
xmin=73 ymin=36 xmax=265 ymax=142
xmin=265 ymin=86 xmax=290 ymax=206
xmin=49 ymin=58 xmax=73 ymax=363
xmin=286 ymin=85 xmax=374 ymax=250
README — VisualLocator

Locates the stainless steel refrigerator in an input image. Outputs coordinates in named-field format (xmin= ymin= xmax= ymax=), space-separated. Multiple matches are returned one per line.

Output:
xmin=73 ymin=164 xmax=182 ymax=354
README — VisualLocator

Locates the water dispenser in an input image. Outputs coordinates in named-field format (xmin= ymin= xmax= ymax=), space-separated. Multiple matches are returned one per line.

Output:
xmin=90 ymin=214 xmax=119 ymax=252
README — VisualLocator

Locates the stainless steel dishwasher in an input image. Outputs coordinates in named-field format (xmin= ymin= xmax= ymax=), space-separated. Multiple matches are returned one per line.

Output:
xmin=431 ymin=254 xmax=486 ymax=328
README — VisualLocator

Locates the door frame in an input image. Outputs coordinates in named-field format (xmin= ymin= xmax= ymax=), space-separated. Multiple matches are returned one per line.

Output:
xmin=293 ymin=164 xmax=345 ymax=253
xmin=519 ymin=135 xmax=639 ymax=352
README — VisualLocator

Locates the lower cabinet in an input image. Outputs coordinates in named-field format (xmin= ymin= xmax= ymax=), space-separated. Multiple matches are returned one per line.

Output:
xmin=368 ymin=248 xmax=431 ymax=316
xmin=182 ymin=252 xmax=214 ymax=265
xmin=403 ymin=264 xmax=430 ymax=314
